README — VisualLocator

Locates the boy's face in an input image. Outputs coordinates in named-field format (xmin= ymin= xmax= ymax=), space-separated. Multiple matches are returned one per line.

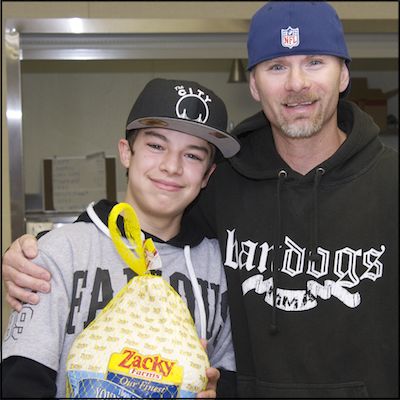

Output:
xmin=119 ymin=128 xmax=216 ymax=223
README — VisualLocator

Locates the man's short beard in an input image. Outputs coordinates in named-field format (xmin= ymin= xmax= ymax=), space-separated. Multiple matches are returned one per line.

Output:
xmin=280 ymin=114 xmax=324 ymax=139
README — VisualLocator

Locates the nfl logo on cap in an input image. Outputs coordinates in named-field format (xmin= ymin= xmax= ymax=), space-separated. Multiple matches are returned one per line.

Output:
xmin=281 ymin=26 xmax=300 ymax=49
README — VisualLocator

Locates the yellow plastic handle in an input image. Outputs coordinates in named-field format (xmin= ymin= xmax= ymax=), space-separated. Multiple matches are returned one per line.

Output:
xmin=108 ymin=202 xmax=147 ymax=276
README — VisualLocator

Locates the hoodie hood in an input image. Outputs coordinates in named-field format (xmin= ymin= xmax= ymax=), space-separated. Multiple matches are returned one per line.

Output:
xmin=75 ymin=199 xmax=206 ymax=248
xmin=229 ymin=100 xmax=383 ymax=182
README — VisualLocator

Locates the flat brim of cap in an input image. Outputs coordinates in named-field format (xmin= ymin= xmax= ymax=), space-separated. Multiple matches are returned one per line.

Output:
xmin=126 ymin=117 xmax=240 ymax=158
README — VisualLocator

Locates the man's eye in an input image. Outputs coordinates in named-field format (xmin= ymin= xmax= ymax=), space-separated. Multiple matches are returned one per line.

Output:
xmin=309 ymin=59 xmax=323 ymax=66
xmin=270 ymin=64 xmax=285 ymax=71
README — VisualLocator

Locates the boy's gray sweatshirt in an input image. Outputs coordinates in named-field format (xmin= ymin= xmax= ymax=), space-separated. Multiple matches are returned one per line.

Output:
xmin=2 ymin=200 xmax=235 ymax=398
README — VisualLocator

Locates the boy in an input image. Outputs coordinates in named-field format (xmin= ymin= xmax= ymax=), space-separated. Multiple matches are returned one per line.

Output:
xmin=2 ymin=78 xmax=239 ymax=398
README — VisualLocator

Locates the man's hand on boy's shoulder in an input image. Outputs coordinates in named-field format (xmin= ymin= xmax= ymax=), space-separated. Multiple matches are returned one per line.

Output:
xmin=2 ymin=234 xmax=51 ymax=311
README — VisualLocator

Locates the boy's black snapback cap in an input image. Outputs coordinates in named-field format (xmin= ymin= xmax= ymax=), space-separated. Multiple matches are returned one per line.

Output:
xmin=126 ymin=78 xmax=240 ymax=158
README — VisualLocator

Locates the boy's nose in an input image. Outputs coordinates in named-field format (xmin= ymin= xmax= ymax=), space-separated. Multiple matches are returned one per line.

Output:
xmin=160 ymin=152 xmax=183 ymax=175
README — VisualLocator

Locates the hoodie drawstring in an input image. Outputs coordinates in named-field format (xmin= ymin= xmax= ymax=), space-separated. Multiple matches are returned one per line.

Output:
xmin=309 ymin=168 xmax=325 ymax=262
xmin=270 ymin=170 xmax=287 ymax=334
xmin=86 ymin=201 xmax=138 ymax=249
xmin=86 ymin=202 xmax=207 ymax=338
xmin=86 ymin=201 xmax=110 ymax=237
xmin=184 ymin=245 xmax=207 ymax=340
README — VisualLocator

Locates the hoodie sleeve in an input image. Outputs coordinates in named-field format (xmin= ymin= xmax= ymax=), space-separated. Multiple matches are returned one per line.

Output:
xmin=217 ymin=369 xmax=237 ymax=398
xmin=1 ymin=356 xmax=57 ymax=398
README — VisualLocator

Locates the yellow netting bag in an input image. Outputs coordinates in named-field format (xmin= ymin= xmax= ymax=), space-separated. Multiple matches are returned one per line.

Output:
xmin=65 ymin=203 xmax=209 ymax=398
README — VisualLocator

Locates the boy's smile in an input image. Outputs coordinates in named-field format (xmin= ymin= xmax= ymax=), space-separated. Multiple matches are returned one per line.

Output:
xmin=150 ymin=177 xmax=184 ymax=192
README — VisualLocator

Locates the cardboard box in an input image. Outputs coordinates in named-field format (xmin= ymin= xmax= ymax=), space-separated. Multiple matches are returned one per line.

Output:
xmin=347 ymin=77 xmax=391 ymax=130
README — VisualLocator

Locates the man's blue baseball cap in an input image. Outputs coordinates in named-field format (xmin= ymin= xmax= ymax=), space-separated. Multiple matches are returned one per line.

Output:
xmin=247 ymin=1 xmax=352 ymax=96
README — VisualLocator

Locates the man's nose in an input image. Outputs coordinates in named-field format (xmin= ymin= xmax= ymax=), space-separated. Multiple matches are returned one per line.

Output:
xmin=284 ymin=66 xmax=311 ymax=93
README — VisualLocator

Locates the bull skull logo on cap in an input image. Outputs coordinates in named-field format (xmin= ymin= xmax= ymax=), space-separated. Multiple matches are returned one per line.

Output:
xmin=174 ymin=86 xmax=212 ymax=124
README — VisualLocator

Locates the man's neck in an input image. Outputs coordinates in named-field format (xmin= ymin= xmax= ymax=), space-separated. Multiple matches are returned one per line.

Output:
xmin=272 ymin=126 xmax=347 ymax=175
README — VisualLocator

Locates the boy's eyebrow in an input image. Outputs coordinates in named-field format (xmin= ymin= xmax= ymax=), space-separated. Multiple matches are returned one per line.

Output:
xmin=143 ymin=130 xmax=210 ymax=155
xmin=143 ymin=130 xmax=168 ymax=142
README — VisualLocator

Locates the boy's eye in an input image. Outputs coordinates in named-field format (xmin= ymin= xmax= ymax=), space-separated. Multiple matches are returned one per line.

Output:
xmin=185 ymin=153 xmax=203 ymax=161
xmin=148 ymin=143 xmax=163 ymax=150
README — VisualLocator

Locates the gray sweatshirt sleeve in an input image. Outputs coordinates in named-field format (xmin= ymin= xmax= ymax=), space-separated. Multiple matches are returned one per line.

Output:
xmin=203 ymin=239 xmax=236 ymax=372
xmin=208 ymin=307 xmax=236 ymax=371
xmin=2 ymin=230 xmax=72 ymax=373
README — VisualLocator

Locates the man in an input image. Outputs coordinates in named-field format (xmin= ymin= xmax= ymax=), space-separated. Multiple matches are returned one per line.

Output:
xmin=2 ymin=78 xmax=238 ymax=398
xmin=3 ymin=2 xmax=399 ymax=398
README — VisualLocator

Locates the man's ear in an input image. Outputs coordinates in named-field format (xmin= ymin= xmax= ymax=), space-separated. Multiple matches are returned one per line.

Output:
xmin=249 ymin=70 xmax=261 ymax=102
xmin=118 ymin=139 xmax=131 ymax=168
xmin=201 ymin=163 xmax=216 ymax=189
xmin=339 ymin=62 xmax=350 ymax=94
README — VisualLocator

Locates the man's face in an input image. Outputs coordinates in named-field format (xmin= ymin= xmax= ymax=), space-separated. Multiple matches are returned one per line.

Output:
xmin=119 ymin=128 xmax=215 ymax=222
xmin=249 ymin=54 xmax=349 ymax=139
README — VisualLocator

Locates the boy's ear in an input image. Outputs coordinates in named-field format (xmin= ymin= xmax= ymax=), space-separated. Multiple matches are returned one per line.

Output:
xmin=118 ymin=139 xmax=131 ymax=168
xmin=201 ymin=163 xmax=216 ymax=189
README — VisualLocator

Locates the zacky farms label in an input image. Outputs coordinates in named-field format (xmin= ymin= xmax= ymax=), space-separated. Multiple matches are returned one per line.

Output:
xmin=107 ymin=347 xmax=183 ymax=397
xmin=110 ymin=348 xmax=183 ymax=382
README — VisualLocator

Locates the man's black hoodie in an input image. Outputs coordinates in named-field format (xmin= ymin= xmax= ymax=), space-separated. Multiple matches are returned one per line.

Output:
xmin=187 ymin=100 xmax=399 ymax=398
